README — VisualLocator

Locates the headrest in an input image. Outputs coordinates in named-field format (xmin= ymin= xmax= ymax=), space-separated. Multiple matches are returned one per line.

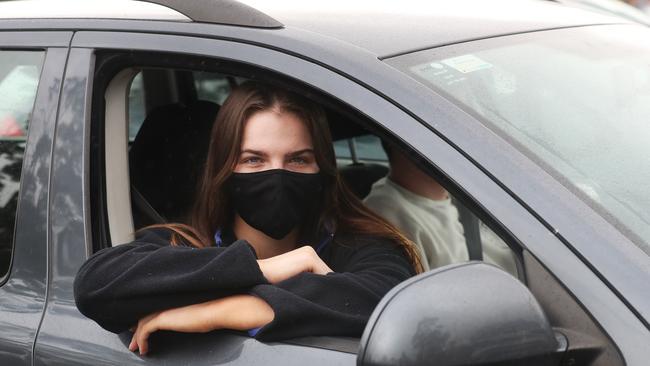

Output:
xmin=339 ymin=163 xmax=389 ymax=199
xmin=129 ymin=100 xmax=219 ymax=224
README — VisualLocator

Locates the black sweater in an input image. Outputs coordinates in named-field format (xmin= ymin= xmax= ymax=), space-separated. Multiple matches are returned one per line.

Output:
xmin=73 ymin=228 xmax=415 ymax=341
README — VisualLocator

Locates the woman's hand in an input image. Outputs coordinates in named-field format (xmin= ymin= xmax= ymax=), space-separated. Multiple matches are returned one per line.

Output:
xmin=129 ymin=295 xmax=274 ymax=355
xmin=257 ymin=245 xmax=333 ymax=284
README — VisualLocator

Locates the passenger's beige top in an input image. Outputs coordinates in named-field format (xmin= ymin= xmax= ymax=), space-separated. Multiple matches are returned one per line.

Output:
xmin=364 ymin=177 xmax=468 ymax=271
xmin=364 ymin=176 xmax=519 ymax=277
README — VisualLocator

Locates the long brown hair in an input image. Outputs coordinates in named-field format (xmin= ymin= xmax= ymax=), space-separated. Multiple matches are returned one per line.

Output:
xmin=157 ymin=82 xmax=423 ymax=273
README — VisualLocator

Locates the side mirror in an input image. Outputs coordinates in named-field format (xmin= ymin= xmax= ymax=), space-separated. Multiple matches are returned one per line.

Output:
xmin=357 ymin=262 xmax=566 ymax=366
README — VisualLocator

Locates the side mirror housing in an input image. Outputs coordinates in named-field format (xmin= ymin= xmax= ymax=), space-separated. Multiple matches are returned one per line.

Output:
xmin=358 ymin=262 xmax=563 ymax=366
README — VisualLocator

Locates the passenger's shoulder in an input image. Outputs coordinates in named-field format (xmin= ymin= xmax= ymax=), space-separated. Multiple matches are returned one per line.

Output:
xmin=364 ymin=180 xmax=402 ymax=204
xmin=364 ymin=184 xmax=413 ymax=215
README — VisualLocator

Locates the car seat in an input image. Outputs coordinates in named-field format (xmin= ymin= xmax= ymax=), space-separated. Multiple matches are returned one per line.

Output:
xmin=338 ymin=162 xmax=389 ymax=199
xmin=129 ymin=100 xmax=219 ymax=228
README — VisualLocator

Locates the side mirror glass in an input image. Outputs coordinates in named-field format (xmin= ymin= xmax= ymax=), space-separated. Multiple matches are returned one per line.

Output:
xmin=358 ymin=263 xmax=565 ymax=366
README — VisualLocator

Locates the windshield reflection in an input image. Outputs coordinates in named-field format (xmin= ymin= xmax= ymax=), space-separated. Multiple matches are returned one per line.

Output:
xmin=389 ymin=24 xmax=650 ymax=255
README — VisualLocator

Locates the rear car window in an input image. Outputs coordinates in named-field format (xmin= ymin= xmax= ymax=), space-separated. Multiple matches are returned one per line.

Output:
xmin=0 ymin=50 xmax=44 ymax=279
xmin=334 ymin=134 xmax=387 ymax=165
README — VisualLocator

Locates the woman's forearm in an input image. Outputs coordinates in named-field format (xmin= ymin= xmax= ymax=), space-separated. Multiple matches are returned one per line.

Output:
xmin=213 ymin=294 xmax=275 ymax=330
xmin=130 ymin=294 xmax=274 ymax=355
xmin=74 ymin=231 xmax=267 ymax=333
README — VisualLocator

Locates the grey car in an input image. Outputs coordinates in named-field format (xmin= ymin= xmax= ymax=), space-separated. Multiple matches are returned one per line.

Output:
xmin=0 ymin=0 xmax=649 ymax=365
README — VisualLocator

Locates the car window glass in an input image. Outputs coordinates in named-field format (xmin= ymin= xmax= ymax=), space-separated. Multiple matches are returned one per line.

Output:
xmin=127 ymin=70 xmax=233 ymax=142
xmin=334 ymin=135 xmax=387 ymax=165
xmin=193 ymin=71 xmax=232 ymax=105
xmin=479 ymin=220 xmax=519 ymax=277
xmin=128 ymin=72 xmax=145 ymax=141
xmin=0 ymin=50 xmax=44 ymax=279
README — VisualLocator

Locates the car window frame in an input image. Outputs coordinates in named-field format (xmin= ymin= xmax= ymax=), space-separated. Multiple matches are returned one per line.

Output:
xmin=31 ymin=28 xmax=646 ymax=365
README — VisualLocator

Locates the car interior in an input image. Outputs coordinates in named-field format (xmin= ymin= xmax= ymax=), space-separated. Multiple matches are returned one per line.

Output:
xmin=113 ymin=63 xmax=510 ymax=269
xmin=88 ymin=51 xmax=623 ymax=364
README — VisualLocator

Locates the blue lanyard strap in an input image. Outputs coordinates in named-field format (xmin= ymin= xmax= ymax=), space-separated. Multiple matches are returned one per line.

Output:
xmin=214 ymin=229 xmax=223 ymax=247
xmin=315 ymin=232 xmax=334 ymax=254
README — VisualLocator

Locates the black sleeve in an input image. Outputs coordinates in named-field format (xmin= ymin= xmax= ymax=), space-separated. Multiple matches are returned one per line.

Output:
xmin=249 ymin=237 xmax=415 ymax=341
xmin=73 ymin=228 xmax=268 ymax=333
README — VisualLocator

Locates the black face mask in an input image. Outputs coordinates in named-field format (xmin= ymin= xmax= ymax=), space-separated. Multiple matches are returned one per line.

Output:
xmin=227 ymin=169 xmax=324 ymax=240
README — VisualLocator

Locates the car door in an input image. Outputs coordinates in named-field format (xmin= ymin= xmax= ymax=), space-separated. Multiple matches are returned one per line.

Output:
xmin=0 ymin=31 xmax=71 ymax=365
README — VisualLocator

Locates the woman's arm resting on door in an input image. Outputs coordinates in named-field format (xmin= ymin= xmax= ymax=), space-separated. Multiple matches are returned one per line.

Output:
xmin=74 ymin=228 xmax=268 ymax=333
xmin=129 ymin=294 xmax=275 ymax=355
xmin=129 ymin=245 xmax=332 ymax=355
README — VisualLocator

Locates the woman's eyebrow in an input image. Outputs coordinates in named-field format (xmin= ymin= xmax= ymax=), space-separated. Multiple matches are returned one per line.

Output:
xmin=286 ymin=149 xmax=315 ymax=157
xmin=240 ymin=149 xmax=268 ymax=157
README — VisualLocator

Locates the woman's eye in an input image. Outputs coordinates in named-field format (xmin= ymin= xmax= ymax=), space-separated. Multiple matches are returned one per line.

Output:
xmin=242 ymin=157 xmax=262 ymax=164
xmin=289 ymin=157 xmax=307 ymax=165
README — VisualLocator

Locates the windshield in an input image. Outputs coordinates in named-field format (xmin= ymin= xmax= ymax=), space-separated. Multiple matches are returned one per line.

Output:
xmin=387 ymin=24 xmax=650 ymax=255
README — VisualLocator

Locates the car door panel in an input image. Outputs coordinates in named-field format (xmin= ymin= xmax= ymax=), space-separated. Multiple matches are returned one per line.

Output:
xmin=0 ymin=32 xmax=71 ymax=365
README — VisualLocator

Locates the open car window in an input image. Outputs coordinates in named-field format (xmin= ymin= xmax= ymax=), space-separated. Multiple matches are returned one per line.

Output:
xmin=119 ymin=63 xmax=522 ymax=277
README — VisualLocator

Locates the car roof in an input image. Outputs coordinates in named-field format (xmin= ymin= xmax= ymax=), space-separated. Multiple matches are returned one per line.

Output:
xmin=0 ymin=0 xmax=627 ymax=58
xmin=241 ymin=0 xmax=627 ymax=57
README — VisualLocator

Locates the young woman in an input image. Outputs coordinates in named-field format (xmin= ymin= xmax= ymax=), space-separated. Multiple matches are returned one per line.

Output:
xmin=74 ymin=82 xmax=422 ymax=355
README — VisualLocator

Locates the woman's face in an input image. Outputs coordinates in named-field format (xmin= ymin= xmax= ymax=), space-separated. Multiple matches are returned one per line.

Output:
xmin=234 ymin=109 xmax=320 ymax=174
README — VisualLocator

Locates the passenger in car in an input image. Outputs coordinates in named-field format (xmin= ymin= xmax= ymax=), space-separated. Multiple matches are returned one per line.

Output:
xmin=363 ymin=141 xmax=468 ymax=271
xmin=73 ymin=82 xmax=422 ymax=355
xmin=364 ymin=141 xmax=518 ymax=275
